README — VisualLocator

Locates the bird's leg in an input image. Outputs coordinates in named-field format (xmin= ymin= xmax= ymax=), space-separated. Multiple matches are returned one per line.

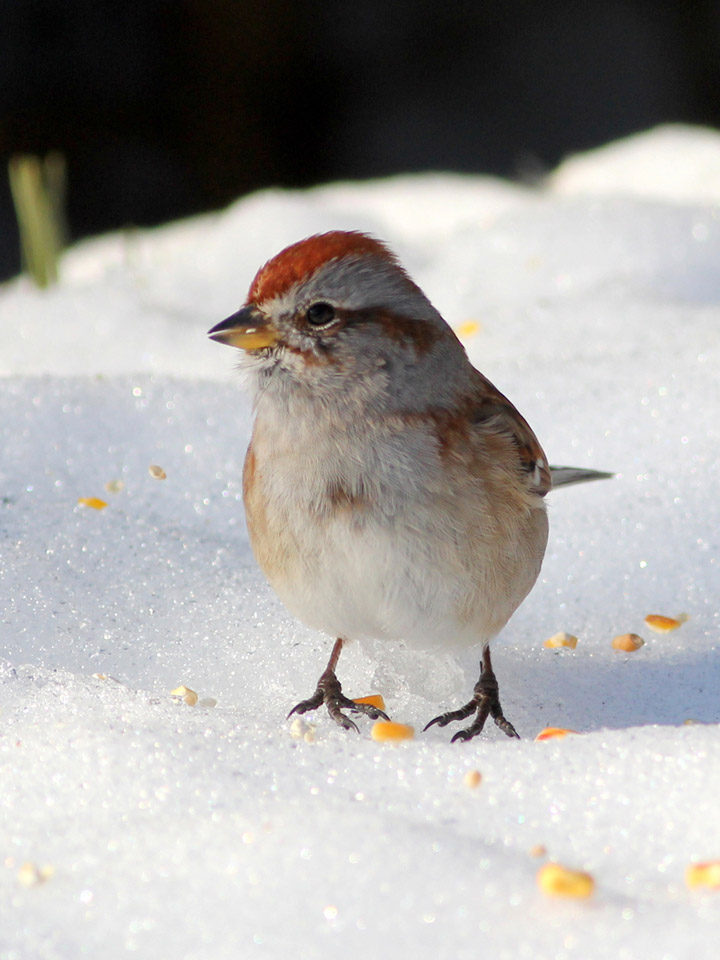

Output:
xmin=424 ymin=646 xmax=520 ymax=742
xmin=288 ymin=637 xmax=389 ymax=732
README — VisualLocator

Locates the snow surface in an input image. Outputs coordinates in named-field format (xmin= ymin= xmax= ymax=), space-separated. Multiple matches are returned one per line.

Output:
xmin=1 ymin=123 xmax=719 ymax=958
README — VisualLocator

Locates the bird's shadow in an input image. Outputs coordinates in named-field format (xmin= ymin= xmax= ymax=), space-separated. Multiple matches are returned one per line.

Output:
xmin=497 ymin=645 xmax=720 ymax=734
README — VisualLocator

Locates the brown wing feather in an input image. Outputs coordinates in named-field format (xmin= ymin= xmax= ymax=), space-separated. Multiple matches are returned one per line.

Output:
xmin=468 ymin=371 xmax=551 ymax=497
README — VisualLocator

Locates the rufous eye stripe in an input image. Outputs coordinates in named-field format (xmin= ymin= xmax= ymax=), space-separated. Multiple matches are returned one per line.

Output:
xmin=333 ymin=306 xmax=445 ymax=355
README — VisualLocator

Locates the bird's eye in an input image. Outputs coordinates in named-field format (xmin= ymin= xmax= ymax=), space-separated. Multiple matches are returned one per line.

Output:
xmin=305 ymin=302 xmax=336 ymax=327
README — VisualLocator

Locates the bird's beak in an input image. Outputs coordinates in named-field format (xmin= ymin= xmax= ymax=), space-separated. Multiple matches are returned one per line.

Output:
xmin=207 ymin=306 xmax=279 ymax=351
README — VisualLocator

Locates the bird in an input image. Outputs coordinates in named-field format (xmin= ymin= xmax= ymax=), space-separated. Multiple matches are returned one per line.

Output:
xmin=208 ymin=231 xmax=610 ymax=742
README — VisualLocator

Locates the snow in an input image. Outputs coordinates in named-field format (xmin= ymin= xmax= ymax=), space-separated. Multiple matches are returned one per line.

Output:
xmin=1 ymin=124 xmax=719 ymax=959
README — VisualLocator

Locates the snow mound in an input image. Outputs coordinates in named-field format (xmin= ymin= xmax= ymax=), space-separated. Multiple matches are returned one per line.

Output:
xmin=1 ymin=125 xmax=719 ymax=959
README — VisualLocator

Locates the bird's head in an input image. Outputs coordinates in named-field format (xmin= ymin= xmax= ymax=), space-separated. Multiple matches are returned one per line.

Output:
xmin=208 ymin=231 xmax=470 ymax=410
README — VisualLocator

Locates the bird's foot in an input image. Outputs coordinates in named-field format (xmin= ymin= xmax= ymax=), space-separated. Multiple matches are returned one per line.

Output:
xmin=423 ymin=668 xmax=519 ymax=743
xmin=288 ymin=667 xmax=389 ymax=732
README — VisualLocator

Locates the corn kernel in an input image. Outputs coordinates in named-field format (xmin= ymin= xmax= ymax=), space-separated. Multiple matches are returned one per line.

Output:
xmin=77 ymin=497 xmax=107 ymax=510
xmin=534 ymin=727 xmax=578 ymax=741
xmin=353 ymin=694 xmax=386 ymax=711
xmin=612 ymin=633 xmax=645 ymax=652
xmin=456 ymin=320 xmax=481 ymax=339
xmin=543 ymin=632 xmax=578 ymax=649
xmin=170 ymin=685 xmax=198 ymax=706
xmin=370 ymin=721 xmax=414 ymax=742
xmin=686 ymin=861 xmax=720 ymax=889
xmin=289 ymin=717 xmax=315 ymax=740
xmin=537 ymin=862 xmax=594 ymax=898
xmin=644 ymin=614 xmax=686 ymax=633
xmin=17 ymin=862 xmax=54 ymax=887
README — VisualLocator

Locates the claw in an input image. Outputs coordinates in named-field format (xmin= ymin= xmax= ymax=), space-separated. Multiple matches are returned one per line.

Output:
xmin=450 ymin=729 xmax=474 ymax=744
xmin=424 ymin=647 xmax=520 ymax=743
xmin=494 ymin=716 xmax=520 ymax=739
xmin=350 ymin=702 xmax=390 ymax=721
xmin=288 ymin=684 xmax=362 ymax=732
xmin=287 ymin=638 xmax=389 ymax=732
xmin=423 ymin=703 xmax=475 ymax=731
xmin=287 ymin=691 xmax=324 ymax=718
xmin=327 ymin=700 xmax=360 ymax=733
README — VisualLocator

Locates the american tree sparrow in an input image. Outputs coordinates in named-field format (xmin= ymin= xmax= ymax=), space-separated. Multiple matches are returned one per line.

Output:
xmin=209 ymin=232 xmax=609 ymax=741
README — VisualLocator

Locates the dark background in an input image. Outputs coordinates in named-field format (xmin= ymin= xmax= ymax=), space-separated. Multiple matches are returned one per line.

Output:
xmin=2 ymin=0 xmax=720 ymax=280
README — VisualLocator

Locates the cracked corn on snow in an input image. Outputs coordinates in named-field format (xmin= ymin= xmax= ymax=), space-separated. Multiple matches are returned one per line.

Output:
xmin=353 ymin=694 xmax=386 ymax=711
xmin=645 ymin=614 xmax=686 ymax=633
xmin=535 ymin=728 xmax=577 ymax=741
xmin=543 ymin=632 xmax=578 ymax=649
xmin=686 ymin=862 xmax=720 ymax=889
xmin=77 ymin=497 xmax=107 ymax=510
xmin=612 ymin=633 xmax=645 ymax=652
xmin=17 ymin=862 xmax=54 ymax=887
xmin=170 ymin=685 xmax=198 ymax=706
xmin=537 ymin=863 xmax=594 ymax=898
xmin=371 ymin=721 xmax=414 ymax=742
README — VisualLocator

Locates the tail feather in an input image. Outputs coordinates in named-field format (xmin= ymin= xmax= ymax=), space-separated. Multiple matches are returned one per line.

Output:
xmin=549 ymin=465 xmax=614 ymax=489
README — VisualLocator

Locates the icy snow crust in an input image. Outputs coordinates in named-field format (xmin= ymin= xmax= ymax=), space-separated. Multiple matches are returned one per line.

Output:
xmin=1 ymin=126 xmax=719 ymax=958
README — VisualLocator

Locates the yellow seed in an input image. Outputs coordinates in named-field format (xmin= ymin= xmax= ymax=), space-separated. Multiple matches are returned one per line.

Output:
xmin=644 ymin=614 xmax=684 ymax=633
xmin=370 ymin=721 xmax=414 ymax=742
xmin=170 ymin=685 xmax=198 ymax=706
xmin=92 ymin=673 xmax=121 ymax=685
xmin=148 ymin=464 xmax=167 ymax=480
xmin=537 ymin=862 xmax=594 ymax=898
xmin=17 ymin=862 xmax=54 ymax=887
xmin=543 ymin=632 xmax=578 ymax=649
xmin=456 ymin=320 xmax=481 ymax=339
xmin=529 ymin=844 xmax=548 ymax=859
xmin=104 ymin=479 xmax=125 ymax=494
xmin=534 ymin=727 xmax=578 ymax=741
xmin=353 ymin=694 xmax=386 ymax=711
xmin=289 ymin=716 xmax=315 ymax=740
xmin=77 ymin=497 xmax=108 ymax=510
xmin=686 ymin=861 xmax=720 ymax=889
xmin=612 ymin=633 xmax=645 ymax=652
xmin=464 ymin=770 xmax=482 ymax=789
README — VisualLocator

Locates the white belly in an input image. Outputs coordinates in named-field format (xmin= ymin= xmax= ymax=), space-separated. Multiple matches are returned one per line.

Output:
xmin=251 ymin=467 xmax=547 ymax=652
xmin=244 ymin=404 xmax=548 ymax=651
xmin=273 ymin=517 xmax=475 ymax=649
